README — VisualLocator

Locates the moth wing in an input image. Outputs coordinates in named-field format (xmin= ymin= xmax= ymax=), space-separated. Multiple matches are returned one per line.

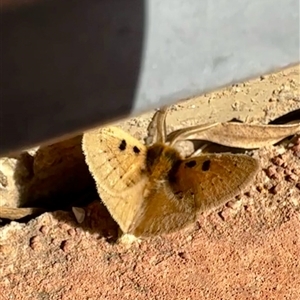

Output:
xmin=174 ymin=154 xmax=259 ymax=212
xmin=129 ymin=182 xmax=196 ymax=237
xmin=82 ymin=126 xmax=148 ymax=232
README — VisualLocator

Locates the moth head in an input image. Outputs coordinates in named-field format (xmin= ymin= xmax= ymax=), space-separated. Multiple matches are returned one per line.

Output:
xmin=146 ymin=143 xmax=182 ymax=174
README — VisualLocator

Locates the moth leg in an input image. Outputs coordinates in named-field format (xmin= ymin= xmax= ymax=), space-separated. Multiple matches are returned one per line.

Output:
xmin=117 ymin=230 xmax=142 ymax=246
xmin=188 ymin=143 xmax=210 ymax=158
xmin=72 ymin=206 xmax=86 ymax=223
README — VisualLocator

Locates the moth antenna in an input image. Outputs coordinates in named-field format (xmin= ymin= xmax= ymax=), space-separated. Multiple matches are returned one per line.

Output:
xmin=144 ymin=110 xmax=160 ymax=146
xmin=155 ymin=106 xmax=168 ymax=143
xmin=167 ymin=123 xmax=218 ymax=146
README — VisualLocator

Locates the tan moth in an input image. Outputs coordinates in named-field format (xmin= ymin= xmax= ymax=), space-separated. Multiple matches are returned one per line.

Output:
xmin=82 ymin=107 xmax=259 ymax=237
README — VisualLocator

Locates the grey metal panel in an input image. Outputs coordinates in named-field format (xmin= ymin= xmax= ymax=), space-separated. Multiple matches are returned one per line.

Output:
xmin=1 ymin=0 xmax=299 ymax=155
xmin=135 ymin=0 xmax=299 ymax=111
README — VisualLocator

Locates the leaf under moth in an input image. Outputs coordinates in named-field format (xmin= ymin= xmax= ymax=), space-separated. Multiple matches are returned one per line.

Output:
xmin=166 ymin=122 xmax=300 ymax=149
xmin=0 ymin=206 xmax=45 ymax=220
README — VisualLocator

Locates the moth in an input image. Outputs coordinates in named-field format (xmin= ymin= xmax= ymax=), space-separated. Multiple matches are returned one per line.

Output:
xmin=82 ymin=107 xmax=260 ymax=237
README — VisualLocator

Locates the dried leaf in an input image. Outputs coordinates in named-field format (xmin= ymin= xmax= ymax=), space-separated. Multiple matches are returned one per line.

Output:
xmin=0 ymin=207 xmax=45 ymax=220
xmin=167 ymin=122 xmax=300 ymax=149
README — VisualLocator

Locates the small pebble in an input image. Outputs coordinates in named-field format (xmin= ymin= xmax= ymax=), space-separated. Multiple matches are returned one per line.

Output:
xmin=256 ymin=185 xmax=263 ymax=193
xmin=284 ymin=169 xmax=292 ymax=176
xmin=39 ymin=225 xmax=49 ymax=235
xmin=226 ymin=200 xmax=242 ymax=210
xmin=29 ymin=236 xmax=42 ymax=251
xmin=269 ymin=184 xmax=280 ymax=195
xmin=193 ymin=221 xmax=201 ymax=231
xmin=285 ymin=174 xmax=298 ymax=183
xmin=218 ymin=209 xmax=232 ymax=221
xmin=244 ymin=190 xmax=254 ymax=198
xmin=50 ymin=238 xmax=60 ymax=246
xmin=60 ymin=240 xmax=72 ymax=252
xmin=67 ymin=228 xmax=76 ymax=237
xmin=234 ymin=194 xmax=242 ymax=201
xmin=58 ymin=223 xmax=70 ymax=231
xmin=276 ymin=167 xmax=284 ymax=174
xmin=178 ymin=251 xmax=188 ymax=260
xmin=272 ymin=157 xmax=284 ymax=167
xmin=265 ymin=166 xmax=277 ymax=178
xmin=264 ymin=182 xmax=273 ymax=190
xmin=0 ymin=244 xmax=12 ymax=256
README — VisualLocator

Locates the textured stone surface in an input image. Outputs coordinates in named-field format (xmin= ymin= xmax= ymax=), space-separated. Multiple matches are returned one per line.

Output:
xmin=0 ymin=65 xmax=299 ymax=300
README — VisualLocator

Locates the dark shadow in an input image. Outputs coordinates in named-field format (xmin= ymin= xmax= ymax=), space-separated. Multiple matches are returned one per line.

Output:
xmin=13 ymin=135 xmax=98 ymax=210
xmin=53 ymin=201 xmax=120 ymax=244
xmin=1 ymin=201 xmax=120 ymax=244
xmin=1 ymin=0 xmax=145 ymax=155
xmin=4 ymin=134 xmax=120 ymax=243
xmin=269 ymin=109 xmax=300 ymax=125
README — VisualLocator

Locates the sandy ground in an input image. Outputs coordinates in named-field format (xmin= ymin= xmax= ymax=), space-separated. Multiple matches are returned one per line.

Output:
xmin=0 ymin=65 xmax=299 ymax=300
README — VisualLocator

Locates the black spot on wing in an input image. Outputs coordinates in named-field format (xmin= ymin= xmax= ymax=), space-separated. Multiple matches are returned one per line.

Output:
xmin=202 ymin=160 xmax=211 ymax=171
xmin=119 ymin=140 xmax=127 ymax=151
xmin=133 ymin=146 xmax=140 ymax=154
xmin=185 ymin=160 xmax=196 ymax=168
